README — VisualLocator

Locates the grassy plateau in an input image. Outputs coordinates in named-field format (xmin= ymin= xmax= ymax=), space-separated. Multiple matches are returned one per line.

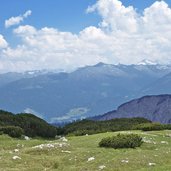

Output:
xmin=0 ymin=130 xmax=171 ymax=171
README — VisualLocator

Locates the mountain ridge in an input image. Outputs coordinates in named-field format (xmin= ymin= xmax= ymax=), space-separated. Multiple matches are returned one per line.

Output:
xmin=92 ymin=94 xmax=171 ymax=124
xmin=0 ymin=63 xmax=171 ymax=122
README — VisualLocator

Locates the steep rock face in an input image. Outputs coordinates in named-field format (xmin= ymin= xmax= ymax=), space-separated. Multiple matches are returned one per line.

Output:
xmin=94 ymin=95 xmax=171 ymax=124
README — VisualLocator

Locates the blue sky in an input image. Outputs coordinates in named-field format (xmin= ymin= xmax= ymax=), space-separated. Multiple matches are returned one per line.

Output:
xmin=1 ymin=0 xmax=169 ymax=34
xmin=0 ymin=0 xmax=96 ymax=33
xmin=0 ymin=0 xmax=171 ymax=73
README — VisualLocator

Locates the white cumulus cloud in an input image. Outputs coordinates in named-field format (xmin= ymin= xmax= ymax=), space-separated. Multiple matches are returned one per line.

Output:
xmin=87 ymin=0 xmax=139 ymax=33
xmin=1 ymin=1 xmax=171 ymax=73
xmin=0 ymin=35 xmax=8 ymax=48
xmin=5 ymin=10 xmax=32 ymax=28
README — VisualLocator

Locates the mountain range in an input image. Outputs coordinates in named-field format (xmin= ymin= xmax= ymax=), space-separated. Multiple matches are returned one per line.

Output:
xmin=0 ymin=62 xmax=171 ymax=123
xmin=92 ymin=94 xmax=171 ymax=124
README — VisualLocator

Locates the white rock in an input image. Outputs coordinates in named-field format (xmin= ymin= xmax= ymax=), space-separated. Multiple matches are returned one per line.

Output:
xmin=59 ymin=143 xmax=63 ymax=148
xmin=149 ymin=162 xmax=156 ymax=166
xmin=60 ymin=137 xmax=68 ymax=142
xmin=99 ymin=165 xmax=106 ymax=170
xmin=14 ymin=149 xmax=19 ymax=152
xmin=32 ymin=142 xmax=69 ymax=149
xmin=85 ymin=134 xmax=89 ymax=136
xmin=61 ymin=150 xmax=71 ymax=154
xmin=24 ymin=136 xmax=30 ymax=140
xmin=161 ymin=141 xmax=168 ymax=144
xmin=166 ymin=134 xmax=171 ymax=137
xmin=143 ymin=138 xmax=156 ymax=144
xmin=32 ymin=143 xmax=54 ymax=149
xmin=121 ymin=160 xmax=129 ymax=163
xmin=12 ymin=156 xmax=21 ymax=160
xmin=87 ymin=157 xmax=95 ymax=162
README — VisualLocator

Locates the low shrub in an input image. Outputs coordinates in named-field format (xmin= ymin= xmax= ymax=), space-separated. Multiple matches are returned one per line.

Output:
xmin=134 ymin=123 xmax=164 ymax=131
xmin=99 ymin=134 xmax=143 ymax=149
xmin=0 ymin=126 xmax=24 ymax=138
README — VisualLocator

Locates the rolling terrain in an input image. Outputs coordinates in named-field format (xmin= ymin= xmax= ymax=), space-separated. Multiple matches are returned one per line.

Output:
xmin=0 ymin=130 xmax=171 ymax=171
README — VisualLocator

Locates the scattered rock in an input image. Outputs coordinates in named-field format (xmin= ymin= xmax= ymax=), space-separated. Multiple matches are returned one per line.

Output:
xmin=24 ymin=136 xmax=30 ymax=140
xmin=143 ymin=138 xmax=156 ymax=144
xmin=32 ymin=142 xmax=69 ymax=149
xmin=32 ymin=143 xmax=54 ymax=149
xmin=87 ymin=157 xmax=95 ymax=162
xmin=14 ymin=149 xmax=19 ymax=152
xmin=12 ymin=156 xmax=21 ymax=160
xmin=121 ymin=160 xmax=129 ymax=163
xmin=161 ymin=141 xmax=168 ymax=144
xmin=149 ymin=162 xmax=156 ymax=166
xmin=17 ymin=144 xmax=24 ymax=148
xmin=165 ymin=134 xmax=171 ymax=137
xmin=60 ymin=137 xmax=68 ymax=142
xmin=99 ymin=165 xmax=106 ymax=170
xmin=59 ymin=143 xmax=63 ymax=148
xmin=61 ymin=150 xmax=71 ymax=154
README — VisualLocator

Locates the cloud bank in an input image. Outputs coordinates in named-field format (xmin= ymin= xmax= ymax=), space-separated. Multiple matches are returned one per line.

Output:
xmin=5 ymin=10 xmax=32 ymax=28
xmin=0 ymin=35 xmax=8 ymax=48
xmin=1 ymin=1 xmax=171 ymax=73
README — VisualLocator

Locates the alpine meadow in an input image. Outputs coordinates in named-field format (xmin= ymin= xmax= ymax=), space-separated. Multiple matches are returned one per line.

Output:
xmin=1 ymin=0 xmax=171 ymax=170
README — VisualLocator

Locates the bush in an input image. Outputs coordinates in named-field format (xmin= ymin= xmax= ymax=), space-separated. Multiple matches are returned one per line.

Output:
xmin=134 ymin=123 xmax=164 ymax=131
xmin=99 ymin=134 xmax=143 ymax=149
xmin=0 ymin=126 xmax=24 ymax=138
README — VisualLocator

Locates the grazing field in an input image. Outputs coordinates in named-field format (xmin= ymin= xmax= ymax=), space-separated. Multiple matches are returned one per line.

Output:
xmin=1 ymin=130 xmax=171 ymax=171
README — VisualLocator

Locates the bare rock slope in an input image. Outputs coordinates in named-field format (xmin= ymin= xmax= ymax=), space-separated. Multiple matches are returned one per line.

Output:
xmin=94 ymin=95 xmax=171 ymax=124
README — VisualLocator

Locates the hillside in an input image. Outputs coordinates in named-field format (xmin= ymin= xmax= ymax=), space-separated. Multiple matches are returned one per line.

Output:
xmin=63 ymin=118 xmax=151 ymax=135
xmin=93 ymin=95 xmax=171 ymax=124
xmin=0 ymin=110 xmax=58 ymax=138
xmin=0 ymin=130 xmax=171 ymax=170
xmin=0 ymin=63 xmax=171 ymax=122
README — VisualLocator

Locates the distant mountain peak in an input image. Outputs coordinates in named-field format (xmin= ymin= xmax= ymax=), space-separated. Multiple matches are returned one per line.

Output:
xmin=137 ymin=59 xmax=157 ymax=65
xmin=94 ymin=62 xmax=108 ymax=67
